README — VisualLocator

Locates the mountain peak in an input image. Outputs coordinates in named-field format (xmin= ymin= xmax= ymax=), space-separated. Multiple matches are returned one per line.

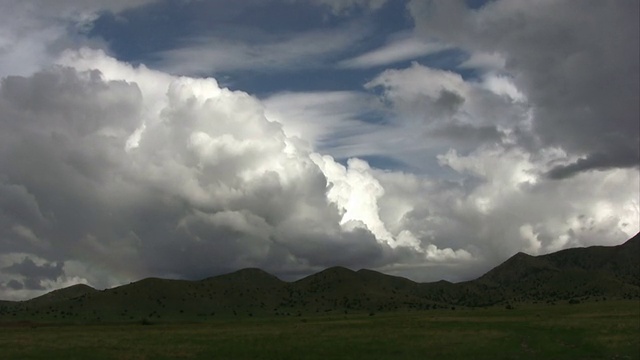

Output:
xmin=324 ymin=266 xmax=355 ymax=273
xmin=231 ymin=268 xmax=278 ymax=277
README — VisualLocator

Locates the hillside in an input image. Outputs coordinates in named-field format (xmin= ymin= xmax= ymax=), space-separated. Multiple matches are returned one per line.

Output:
xmin=465 ymin=232 xmax=640 ymax=304
xmin=27 ymin=284 xmax=98 ymax=305
xmin=0 ymin=233 xmax=637 ymax=322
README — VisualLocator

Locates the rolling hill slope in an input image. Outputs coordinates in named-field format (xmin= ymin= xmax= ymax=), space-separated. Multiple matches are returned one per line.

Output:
xmin=464 ymin=232 xmax=640 ymax=304
xmin=1 ymin=233 xmax=637 ymax=322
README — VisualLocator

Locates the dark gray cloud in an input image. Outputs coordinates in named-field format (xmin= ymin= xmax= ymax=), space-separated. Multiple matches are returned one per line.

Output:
xmin=3 ymin=257 xmax=63 ymax=281
xmin=409 ymin=0 xmax=640 ymax=177
xmin=433 ymin=89 xmax=465 ymax=116
xmin=0 ymin=183 xmax=49 ymax=232
xmin=6 ymin=279 xmax=23 ymax=291
xmin=428 ymin=121 xmax=502 ymax=145
xmin=547 ymin=150 xmax=640 ymax=180
xmin=3 ymin=257 xmax=64 ymax=290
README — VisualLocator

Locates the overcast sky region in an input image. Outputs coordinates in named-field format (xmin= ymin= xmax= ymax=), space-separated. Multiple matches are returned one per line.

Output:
xmin=0 ymin=0 xmax=638 ymax=300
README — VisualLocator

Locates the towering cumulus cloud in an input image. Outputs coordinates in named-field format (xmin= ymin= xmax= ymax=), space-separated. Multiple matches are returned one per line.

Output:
xmin=0 ymin=49 xmax=464 ymax=299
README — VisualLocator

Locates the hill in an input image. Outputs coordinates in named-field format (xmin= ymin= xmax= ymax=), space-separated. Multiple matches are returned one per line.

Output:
xmin=0 ymin=233 xmax=637 ymax=322
xmin=27 ymin=284 xmax=98 ymax=305
xmin=465 ymin=232 xmax=640 ymax=305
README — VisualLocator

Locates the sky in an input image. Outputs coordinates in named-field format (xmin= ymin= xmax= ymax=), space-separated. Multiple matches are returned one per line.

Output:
xmin=0 ymin=0 xmax=638 ymax=300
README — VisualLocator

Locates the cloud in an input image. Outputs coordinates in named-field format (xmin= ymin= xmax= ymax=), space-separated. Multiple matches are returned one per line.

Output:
xmin=311 ymin=155 xmax=395 ymax=245
xmin=6 ymin=279 xmax=23 ymax=290
xmin=546 ymin=150 xmax=640 ymax=180
xmin=264 ymin=63 xmax=526 ymax=172
xmin=2 ymin=49 xmax=472 ymax=298
xmin=0 ymin=5 xmax=67 ymax=77
xmin=0 ymin=0 xmax=157 ymax=78
xmin=428 ymin=122 xmax=503 ymax=145
xmin=3 ymin=257 xmax=64 ymax=287
xmin=0 ymin=253 xmax=90 ymax=300
xmin=263 ymin=90 xmax=385 ymax=156
xmin=479 ymin=74 xmax=525 ymax=103
xmin=408 ymin=0 xmax=640 ymax=177
xmin=458 ymin=51 xmax=506 ymax=71
xmin=339 ymin=35 xmax=450 ymax=68
xmin=24 ymin=0 xmax=157 ymax=14
xmin=0 ymin=252 xmax=90 ymax=299
xmin=347 ymin=56 xmax=638 ymax=277
xmin=155 ymin=23 xmax=370 ymax=75
xmin=432 ymin=145 xmax=639 ymax=254
xmin=362 ymin=62 xmax=529 ymax=153
xmin=288 ymin=0 xmax=388 ymax=15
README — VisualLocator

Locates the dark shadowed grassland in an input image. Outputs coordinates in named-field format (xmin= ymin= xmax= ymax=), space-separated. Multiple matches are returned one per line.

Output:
xmin=0 ymin=300 xmax=637 ymax=360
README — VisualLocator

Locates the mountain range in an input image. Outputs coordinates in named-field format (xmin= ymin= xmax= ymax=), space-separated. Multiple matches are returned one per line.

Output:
xmin=1 ymin=233 xmax=638 ymax=322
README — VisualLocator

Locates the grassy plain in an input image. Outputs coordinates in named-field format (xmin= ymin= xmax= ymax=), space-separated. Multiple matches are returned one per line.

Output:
xmin=0 ymin=300 xmax=637 ymax=360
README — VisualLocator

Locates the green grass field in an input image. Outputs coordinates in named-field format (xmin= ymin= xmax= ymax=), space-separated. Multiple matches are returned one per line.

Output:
xmin=0 ymin=300 xmax=638 ymax=360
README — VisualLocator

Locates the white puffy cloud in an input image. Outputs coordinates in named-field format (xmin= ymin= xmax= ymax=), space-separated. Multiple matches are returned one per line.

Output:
xmin=2 ymin=49 xmax=458 ymax=298
xmin=311 ymin=155 xmax=394 ymax=243
xmin=367 ymin=144 xmax=639 ymax=280
xmin=434 ymin=145 xmax=639 ymax=254
xmin=364 ymin=62 xmax=528 ymax=127
xmin=355 ymin=62 xmax=531 ymax=169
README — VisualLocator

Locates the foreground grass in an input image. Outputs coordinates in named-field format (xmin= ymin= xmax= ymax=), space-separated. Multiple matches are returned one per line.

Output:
xmin=0 ymin=301 xmax=638 ymax=360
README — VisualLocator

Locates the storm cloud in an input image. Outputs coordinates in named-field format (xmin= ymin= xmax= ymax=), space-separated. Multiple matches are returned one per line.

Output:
xmin=408 ymin=0 xmax=640 ymax=177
